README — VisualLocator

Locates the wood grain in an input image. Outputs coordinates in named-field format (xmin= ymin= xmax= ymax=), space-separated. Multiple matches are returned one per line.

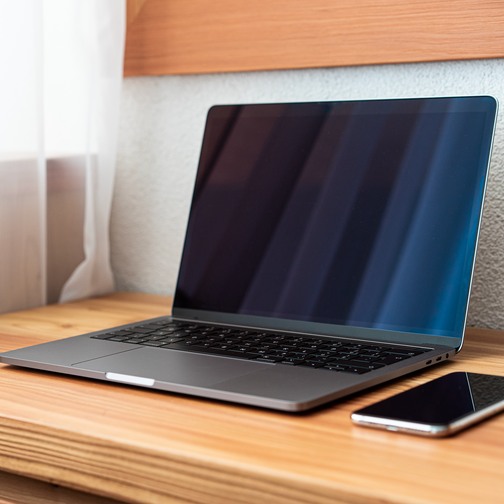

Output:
xmin=0 ymin=470 xmax=124 ymax=504
xmin=126 ymin=0 xmax=148 ymax=27
xmin=124 ymin=0 xmax=504 ymax=76
xmin=1 ymin=293 xmax=504 ymax=504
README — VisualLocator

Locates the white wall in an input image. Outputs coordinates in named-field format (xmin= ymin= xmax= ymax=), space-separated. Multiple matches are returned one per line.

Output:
xmin=112 ymin=59 xmax=504 ymax=329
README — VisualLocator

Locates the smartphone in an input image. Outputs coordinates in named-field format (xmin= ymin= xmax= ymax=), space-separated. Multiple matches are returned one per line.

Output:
xmin=351 ymin=372 xmax=504 ymax=437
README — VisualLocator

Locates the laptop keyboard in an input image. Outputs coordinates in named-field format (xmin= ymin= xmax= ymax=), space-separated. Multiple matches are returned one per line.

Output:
xmin=91 ymin=320 xmax=430 ymax=375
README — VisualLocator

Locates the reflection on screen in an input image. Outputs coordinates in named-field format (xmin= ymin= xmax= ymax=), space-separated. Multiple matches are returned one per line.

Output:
xmin=174 ymin=97 xmax=496 ymax=338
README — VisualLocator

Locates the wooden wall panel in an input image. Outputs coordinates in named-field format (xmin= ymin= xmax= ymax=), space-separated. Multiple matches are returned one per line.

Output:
xmin=124 ymin=0 xmax=504 ymax=76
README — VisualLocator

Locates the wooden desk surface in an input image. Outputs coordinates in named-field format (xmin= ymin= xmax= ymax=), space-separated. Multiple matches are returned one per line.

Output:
xmin=1 ymin=292 xmax=504 ymax=504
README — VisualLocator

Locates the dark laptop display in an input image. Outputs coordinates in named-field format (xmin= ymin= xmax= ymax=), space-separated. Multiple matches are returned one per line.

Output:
xmin=0 ymin=96 xmax=497 ymax=411
xmin=175 ymin=97 xmax=496 ymax=341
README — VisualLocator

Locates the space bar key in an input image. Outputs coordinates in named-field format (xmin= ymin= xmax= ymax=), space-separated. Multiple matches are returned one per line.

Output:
xmin=166 ymin=343 xmax=255 ymax=359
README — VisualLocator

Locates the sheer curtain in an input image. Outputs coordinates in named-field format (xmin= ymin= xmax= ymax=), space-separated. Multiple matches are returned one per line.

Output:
xmin=0 ymin=0 xmax=125 ymax=314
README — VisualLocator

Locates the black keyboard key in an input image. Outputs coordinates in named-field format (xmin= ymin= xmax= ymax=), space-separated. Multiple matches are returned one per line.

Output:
xmin=248 ymin=349 xmax=271 ymax=356
xmin=352 ymin=355 xmax=380 ymax=363
xmin=236 ymin=341 xmax=255 ymax=348
xmin=131 ymin=327 xmax=158 ymax=334
xmin=150 ymin=330 xmax=177 ymax=336
xmin=323 ymin=355 xmax=354 ymax=362
xmin=328 ymin=358 xmax=386 ymax=369
xmin=245 ymin=337 xmax=268 ymax=343
xmin=262 ymin=337 xmax=286 ymax=344
xmin=184 ymin=334 xmax=207 ymax=342
xmin=339 ymin=367 xmax=373 ymax=375
xmin=198 ymin=329 xmax=219 ymax=335
xmin=211 ymin=344 xmax=236 ymax=351
xmin=170 ymin=331 xmax=191 ymax=338
xmin=306 ymin=356 xmax=335 ymax=364
xmin=310 ymin=351 xmax=339 ymax=359
xmin=355 ymin=352 xmax=381 ymax=359
xmin=322 ymin=343 xmax=341 ymax=352
xmin=255 ymin=344 xmax=279 ymax=350
xmin=337 ymin=350 xmax=361 ymax=357
xmin=322 ymin=364 xmax=350 ymax=372
xmin=213 ymin=329 xmax=234 ymax=335
xmin=288 ymin=349 xmax=317 ymax=357
xmin=109 ymin=330 xmax=135 ymax=336
xmin=300 ymin=344 xmax=325 ymax=351
xmin=256 ymin=356 xmax=283 ymax=363
xmin=280 ymin=358 xmax=305 ymax=365
xmin=341 ymin=344 xmax=369 ymax=350
xmin=373 ymin=354 xmax=410 ymax=366
xmin=298 ymin=361 xmax=325 ymax=369
xmin=267 ymin=350 xmax=293 ymax=357
xmin=202 ymin=336 xmax=224 ymax=342
xmin=278 ymin=345 xmax=297 ymax=352
xmin=362 ymin=363 xmax=387 ymax=371
xmin=159 ymin=337 xmax=185 ymax=343
xmin=143 ymin=334 xmax=171 ymax=341
xmin=221 ymin=338 xmax=243 ymax=344
xmin=365 ymin=345 xmax=397 ymax=352
xmin=227 ymin=345 xmax=248 ymax=352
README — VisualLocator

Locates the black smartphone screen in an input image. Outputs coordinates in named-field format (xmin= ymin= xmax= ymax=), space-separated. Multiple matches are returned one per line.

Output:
xmin=352 ymin=372 xmax=504 ymax=435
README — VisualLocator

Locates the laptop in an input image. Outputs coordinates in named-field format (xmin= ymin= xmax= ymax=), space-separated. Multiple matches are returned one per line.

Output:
xmin=0 ymin=96 xmax=497 ymax=412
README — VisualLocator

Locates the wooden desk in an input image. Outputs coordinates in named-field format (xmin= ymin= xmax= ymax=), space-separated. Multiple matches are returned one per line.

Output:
xmin=1 ymin=292 xmax=504 ymax=504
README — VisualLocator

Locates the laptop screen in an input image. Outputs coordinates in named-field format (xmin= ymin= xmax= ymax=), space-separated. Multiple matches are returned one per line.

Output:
xmin=173 ymin=97 xmax=497 ymax=340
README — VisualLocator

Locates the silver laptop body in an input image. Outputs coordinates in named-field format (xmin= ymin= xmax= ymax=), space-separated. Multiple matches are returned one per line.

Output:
xmin=0 ymin=96 xmax=497 ymax=411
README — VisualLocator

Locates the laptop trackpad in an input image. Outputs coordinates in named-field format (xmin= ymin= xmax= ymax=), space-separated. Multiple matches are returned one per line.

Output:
xmin=72 ymin=347 xmax=271 ymax=387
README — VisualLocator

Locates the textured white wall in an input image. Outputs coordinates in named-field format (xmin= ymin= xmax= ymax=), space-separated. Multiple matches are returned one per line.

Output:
xmin=112 ymin=59 xmax=504 ymax=329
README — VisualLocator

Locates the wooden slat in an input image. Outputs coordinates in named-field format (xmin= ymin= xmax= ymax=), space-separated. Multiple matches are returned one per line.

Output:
xmin=124 ymin=0 xmax=504 ymax=76
xmin=1 ymin=293 xmax=504 ymax=503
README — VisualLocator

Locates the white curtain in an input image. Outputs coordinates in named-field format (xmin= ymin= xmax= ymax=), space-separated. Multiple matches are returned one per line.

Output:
xmin=0 ymin=0 xmax=125 ymax=313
